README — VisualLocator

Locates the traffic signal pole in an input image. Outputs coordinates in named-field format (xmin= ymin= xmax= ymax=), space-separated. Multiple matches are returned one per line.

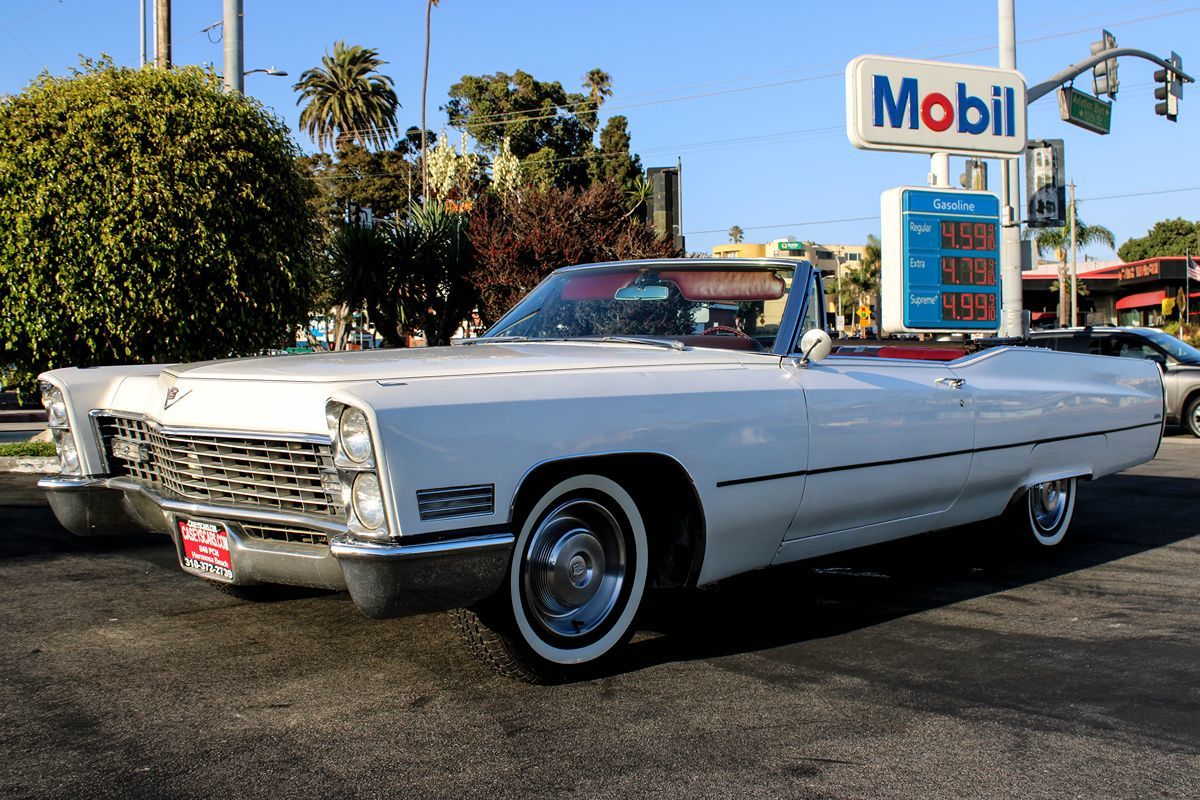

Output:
xmin=998 ymin=0 xmax=1025 ymax=338
xmin=996 ymin=0 xmax=1193 ymax=336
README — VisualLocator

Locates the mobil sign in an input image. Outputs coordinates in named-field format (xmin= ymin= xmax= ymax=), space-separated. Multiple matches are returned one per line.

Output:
xmin=846 ymin=55 xmax=1027 ymax=158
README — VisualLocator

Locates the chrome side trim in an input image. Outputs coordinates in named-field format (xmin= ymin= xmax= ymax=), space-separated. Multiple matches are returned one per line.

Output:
xmin=87 ymin=409 xmax=332 ymax=445
xmin=330 ymin=532 xmax=514 ymax=560
xmin=330 ymin=532 xmax=514 ymax=618
xmin=105 ymin=477 xmax=349 ymax=536
xmin=38 ymin=475 xmax=106 ymax=491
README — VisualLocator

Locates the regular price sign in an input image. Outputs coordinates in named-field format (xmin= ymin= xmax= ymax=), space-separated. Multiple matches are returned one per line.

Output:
xmin=881 ymin=187 xmax=1002 ymax=334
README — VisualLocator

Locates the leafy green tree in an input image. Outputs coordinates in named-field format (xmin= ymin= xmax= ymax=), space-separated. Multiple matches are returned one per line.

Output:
xmin=1034 ymin=211 xmax=1115 ymax=325
xmin=1117 ymin=217 xmax=1200 ymax=262
xmin=729 ymin=225 xmax=745 ymax=244
xmin=446 ymin=70 xmax=595 ymax=188
xmin=833 ymin=236 xmax=881 ymax=328
xmin=0 ymin=60 xmax=321 ymax=384
xmin=294 ymin=40 xmax=400 ymax=151
xmin=301 ymin=143 xmax=417 ymax=223
xmin=590 ymin=115 xmax=642 ymax=188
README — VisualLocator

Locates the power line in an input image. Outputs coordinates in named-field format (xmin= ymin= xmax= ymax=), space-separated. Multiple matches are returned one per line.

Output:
xmin=683 ymin=186 xmax=1200 ymax=237
xmin=1080 ymin=185 xmax=1200 ymax=201
xmin=325 ymin=1 xmax=1200 ymax=143
xmin=0 ymin=0 xmax=63 ymax=30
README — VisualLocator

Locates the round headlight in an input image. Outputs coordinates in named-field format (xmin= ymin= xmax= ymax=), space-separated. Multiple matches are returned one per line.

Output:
xmin=54 ymin=430 xmax=80 ymax=474
xmin=42 ymin=384 xmax=68 ymax=428
xmin=352 ymin=472 xmax=385 ymax=530
xmin=339 ymin=407 xmax=372 ymax=463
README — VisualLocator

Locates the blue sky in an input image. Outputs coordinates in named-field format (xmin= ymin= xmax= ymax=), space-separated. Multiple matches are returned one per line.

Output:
xmin=1 ymin=0 xmax=1197 ymax=259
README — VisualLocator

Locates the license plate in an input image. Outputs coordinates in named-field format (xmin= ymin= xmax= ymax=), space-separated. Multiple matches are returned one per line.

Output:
xmin=177 ymin=518 xmax=235 ymax=581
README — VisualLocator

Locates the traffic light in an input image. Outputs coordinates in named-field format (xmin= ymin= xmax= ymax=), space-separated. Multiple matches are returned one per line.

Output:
xmin=1154 ymin=51 xmax=1183 ymax=121
xmin=1091 ymin=30 xmax=1119 ymax=99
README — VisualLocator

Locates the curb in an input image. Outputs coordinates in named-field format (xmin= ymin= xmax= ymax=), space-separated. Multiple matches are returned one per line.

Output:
xmin=0 ymin=410 xmax=48 ymax=424
xmin=0 ymin=456 xmax=59 ymax=474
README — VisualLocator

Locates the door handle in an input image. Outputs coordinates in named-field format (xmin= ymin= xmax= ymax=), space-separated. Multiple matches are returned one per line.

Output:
xmin=935 ymin=377 xmax=965 ymax=389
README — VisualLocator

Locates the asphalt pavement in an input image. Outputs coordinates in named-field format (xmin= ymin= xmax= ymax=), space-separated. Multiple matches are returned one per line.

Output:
xmin=1 ymin=436 xmax=1197 ymax=799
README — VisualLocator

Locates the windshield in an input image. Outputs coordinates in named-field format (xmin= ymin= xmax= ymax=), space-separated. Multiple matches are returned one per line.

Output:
xmin=1140 ymin=329 xmax=1200 ymax=364
xmin=482 ymin=265 xmax=797 ymax=350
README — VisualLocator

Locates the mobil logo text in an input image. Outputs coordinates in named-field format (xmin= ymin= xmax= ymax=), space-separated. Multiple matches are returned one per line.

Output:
xmin=873 ymin=74 xmax=1017 ymax=138
xmin=846 ymin=56 xmax=1026 ymax=157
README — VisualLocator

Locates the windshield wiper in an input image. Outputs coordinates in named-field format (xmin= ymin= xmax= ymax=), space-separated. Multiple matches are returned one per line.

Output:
xmin=596 ymin=336 xmax=685 ymax=351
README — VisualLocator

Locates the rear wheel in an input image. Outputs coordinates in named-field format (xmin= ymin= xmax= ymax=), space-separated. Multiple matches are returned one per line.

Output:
xmin=1007 ymin=477 xmax=1077 ymax=547
xmin=453 ymin=475 xmax=647 ymax=683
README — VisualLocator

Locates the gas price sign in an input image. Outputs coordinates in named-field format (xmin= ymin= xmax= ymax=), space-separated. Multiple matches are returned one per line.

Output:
xmin=881 ymin=187 xmax=1001 ymax=334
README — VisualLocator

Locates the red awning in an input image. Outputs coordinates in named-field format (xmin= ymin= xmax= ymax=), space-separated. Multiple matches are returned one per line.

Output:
xmin=1116 ymin=289 xmax=1166 ymax=310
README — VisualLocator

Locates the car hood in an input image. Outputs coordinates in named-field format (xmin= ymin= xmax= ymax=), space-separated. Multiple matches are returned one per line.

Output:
xmin=165 ymin=341 xmax=752 ymax=384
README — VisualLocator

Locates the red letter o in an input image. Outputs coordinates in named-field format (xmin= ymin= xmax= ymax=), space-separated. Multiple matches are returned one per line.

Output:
xmin=920 ymin=92 xmax=953 ymax=132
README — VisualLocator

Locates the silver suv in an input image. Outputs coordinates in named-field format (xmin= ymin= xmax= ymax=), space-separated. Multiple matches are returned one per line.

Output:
xmin=1027 ymin=327 xmax=1200 ymax=437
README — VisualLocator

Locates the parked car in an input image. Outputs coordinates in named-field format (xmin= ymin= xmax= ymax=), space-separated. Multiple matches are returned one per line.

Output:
xmin=1018 ymin=327 xmax=1200 ymax=438
xmin=37 ymin=260 xmax=1164 ymax=681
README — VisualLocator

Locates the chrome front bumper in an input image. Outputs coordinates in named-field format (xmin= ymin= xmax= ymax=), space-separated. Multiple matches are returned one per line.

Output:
xmin=38 ymin=475 xmax=514 ymax=618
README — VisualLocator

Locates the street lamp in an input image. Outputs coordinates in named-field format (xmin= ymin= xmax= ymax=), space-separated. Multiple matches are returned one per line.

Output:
xmin=244 ymin=67 xmax=288 ymax=78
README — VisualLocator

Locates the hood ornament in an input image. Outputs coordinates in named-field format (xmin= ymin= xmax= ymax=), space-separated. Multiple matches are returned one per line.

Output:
xmin=163 ymin=387 xmax=191 ymax=410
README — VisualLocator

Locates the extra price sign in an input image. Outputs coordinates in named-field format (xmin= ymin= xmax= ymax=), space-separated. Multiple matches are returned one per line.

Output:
xmin=881 ymin=187 xmax=1002 ymax=334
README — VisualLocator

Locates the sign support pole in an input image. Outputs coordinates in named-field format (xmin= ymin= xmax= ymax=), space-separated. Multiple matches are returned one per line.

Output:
xmin=998 ymin=0 xmax=1024 ymax=338
xmin=1069 ymin=181 xmax=1078 ymax=326
xmin=929 ymin=153 xmax=950 ymax=188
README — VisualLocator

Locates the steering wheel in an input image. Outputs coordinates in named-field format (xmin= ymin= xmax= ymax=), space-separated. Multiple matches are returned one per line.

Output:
xmin=701 ymin=325 xmax=751 ymax=339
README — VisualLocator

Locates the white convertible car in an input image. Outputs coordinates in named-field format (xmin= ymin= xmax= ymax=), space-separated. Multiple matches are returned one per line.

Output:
xmin=39 ymin=259 xmax=1165 ymax=681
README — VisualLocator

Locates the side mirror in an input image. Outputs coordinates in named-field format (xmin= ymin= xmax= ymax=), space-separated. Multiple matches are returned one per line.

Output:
xmin=798 ymin=328 xmax=833 ymax=365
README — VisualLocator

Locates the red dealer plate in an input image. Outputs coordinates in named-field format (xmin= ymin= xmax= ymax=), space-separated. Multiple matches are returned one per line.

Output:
xmin=177 ymin=519 xmax=235 ymax=581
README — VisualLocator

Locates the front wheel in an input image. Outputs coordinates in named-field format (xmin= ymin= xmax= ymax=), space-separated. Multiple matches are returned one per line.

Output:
xmin=1007 ymin=477 xmax=1078 ymax=547
xmin=453 ymin=475 xmax=648 ymax=682
xmin=1184 ymin=395 xmax=1200 ymax=438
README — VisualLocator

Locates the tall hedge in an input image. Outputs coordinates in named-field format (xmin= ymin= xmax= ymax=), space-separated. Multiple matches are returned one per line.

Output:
xmin=0 ymin=60 xmax=321 ymax=382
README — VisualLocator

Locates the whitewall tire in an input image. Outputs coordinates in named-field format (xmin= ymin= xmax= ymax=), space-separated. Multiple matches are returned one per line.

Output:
xmin=453 ymin=474 xmax=648 ymax=682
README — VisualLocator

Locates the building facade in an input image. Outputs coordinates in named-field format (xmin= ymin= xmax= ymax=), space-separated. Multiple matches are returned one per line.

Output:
xmin=1022 ymin=256 xmax=1199 ymax=328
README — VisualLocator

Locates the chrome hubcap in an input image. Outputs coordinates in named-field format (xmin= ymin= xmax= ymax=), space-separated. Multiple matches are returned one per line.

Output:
xmin=1032 ymin=480 xmax=1068 ymax=531
xmin=523 ymin=499 xmax=626 ymax=639
xmin=1192 ymin=405 xmax=1200 ymax=432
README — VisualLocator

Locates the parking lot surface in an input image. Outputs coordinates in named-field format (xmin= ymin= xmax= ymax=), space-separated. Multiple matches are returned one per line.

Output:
xmin=1 ymin=437 xmax=1197 ymax=799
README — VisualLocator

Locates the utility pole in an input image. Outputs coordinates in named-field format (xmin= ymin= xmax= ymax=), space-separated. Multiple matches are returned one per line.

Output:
xmin=998 ymin=0 xmax=1024 ymax=337
xmin=222 ymin=0 xmax=243 ymax=93
xmin=1069 ymin=181 xmax=1078 ymax=327
xmin=138 ymin=0 xmax=145 ymax=67
xmin=154 ymin=0 xmax=170 ymax=68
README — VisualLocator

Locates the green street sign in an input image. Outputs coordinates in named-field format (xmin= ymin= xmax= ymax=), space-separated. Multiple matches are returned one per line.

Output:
xmin=1058 ymin=87 xmax=1112 ymax=135
xmin=777 ymin=241 xmax=804 ymax=251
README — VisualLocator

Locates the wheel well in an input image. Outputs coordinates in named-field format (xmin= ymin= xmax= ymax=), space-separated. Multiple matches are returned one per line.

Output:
xmin=509 ymin=453 xmax=706 ymax=589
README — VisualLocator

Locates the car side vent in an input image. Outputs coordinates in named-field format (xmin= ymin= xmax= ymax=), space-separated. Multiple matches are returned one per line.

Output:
xmin=417 ymin=484 xmax=495 ymax=521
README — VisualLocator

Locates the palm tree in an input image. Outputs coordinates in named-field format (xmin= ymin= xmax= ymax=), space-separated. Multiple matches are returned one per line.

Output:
xmin=728 ymin=225 xmax=744 ymax=244
xmin=1034 ymin=208 xmax=1115 ymax=326
xmin=834 ymin=236 xmax=881 ymax=331
xmin=294 ymin=41 xmax=399 ymax=152
xmin=421 ymin=0 xmax=441 ymax=204
xmin=582 ymin=68 xmax=613 ymax=105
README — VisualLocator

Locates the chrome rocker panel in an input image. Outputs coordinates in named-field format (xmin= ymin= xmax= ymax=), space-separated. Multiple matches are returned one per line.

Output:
xmin=38 ymin=475 xmax=514 ymax=618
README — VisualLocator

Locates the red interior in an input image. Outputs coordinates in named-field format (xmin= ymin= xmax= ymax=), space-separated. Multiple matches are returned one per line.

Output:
xmin=873 ymin=346 xmax=966 ymax=361
xmin=559 ymin=270 xmax=786 ymax=302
